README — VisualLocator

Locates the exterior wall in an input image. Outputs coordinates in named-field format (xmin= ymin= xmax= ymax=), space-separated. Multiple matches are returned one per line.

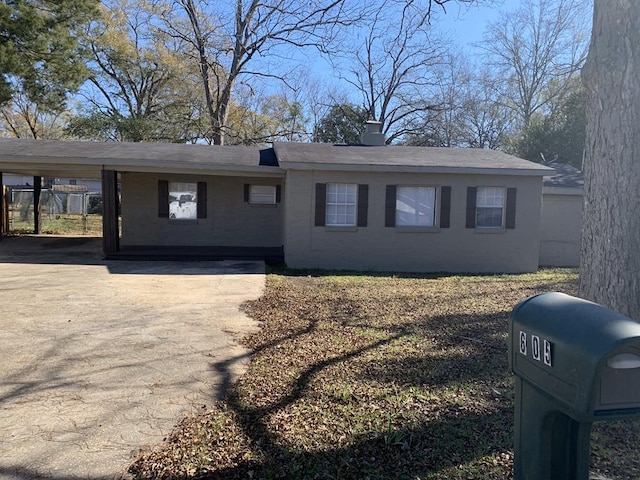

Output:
xmin=539 ymin=189 xmax=583 ymax=267
xmin=283 ymin=170 xmax=544 ymax=273
xmin=121 ymin=172 xmax=283 ymax=248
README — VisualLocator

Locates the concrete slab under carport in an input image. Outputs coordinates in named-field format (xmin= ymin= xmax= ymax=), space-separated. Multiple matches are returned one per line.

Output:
xmin=0 ymin=236 xmax=264 ymax=479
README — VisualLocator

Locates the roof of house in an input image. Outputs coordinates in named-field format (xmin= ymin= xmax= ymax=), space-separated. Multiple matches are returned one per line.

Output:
xmin=273 ymin=142 xmax=553 ymax=176
xmin=543 ymin=162 xmax=584 ymax=189
xmin=0 ymin=138 xmax=281 ymax=178
xmin=0 ymin=137 xmax=552 ymax=179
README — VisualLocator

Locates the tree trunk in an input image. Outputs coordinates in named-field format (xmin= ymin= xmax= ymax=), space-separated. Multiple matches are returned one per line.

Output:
xmin=579 ymin=0 xmax=640 ymax=319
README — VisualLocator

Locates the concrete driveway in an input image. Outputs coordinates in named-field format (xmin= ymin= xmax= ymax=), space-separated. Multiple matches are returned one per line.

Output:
xmin=0 ymin=236 xmax=264 ymax=479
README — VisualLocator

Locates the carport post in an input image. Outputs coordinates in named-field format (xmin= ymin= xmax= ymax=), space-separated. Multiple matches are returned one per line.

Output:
xmin=102 ymin=169 xmax=119 ymax=255
xmin=33 ymin=176 xmax=42 ymax=234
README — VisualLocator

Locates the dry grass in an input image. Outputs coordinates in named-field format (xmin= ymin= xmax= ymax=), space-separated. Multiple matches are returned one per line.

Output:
xmin=128 ymin=268 xmax=640 ymax=479
xmin=10 ymin=214 xmax=103 ymax=235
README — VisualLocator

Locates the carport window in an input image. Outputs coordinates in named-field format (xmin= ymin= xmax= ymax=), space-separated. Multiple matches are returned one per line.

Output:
xmin=169 ymin=182 xmax=198 ymax=220
xmin=158 ymin=180 xmax=207 ymax=219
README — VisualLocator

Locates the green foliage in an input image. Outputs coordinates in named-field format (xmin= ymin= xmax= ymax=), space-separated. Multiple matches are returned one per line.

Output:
xmin=66 ymin=109 xmax=192 ymax=143
xmin=507 ymin=78 xmax=586 ymax=168
xmin=314 ymin=104 xmax=368 ymax=144
xmin=0 ymin=0 xmax=99 ymax=111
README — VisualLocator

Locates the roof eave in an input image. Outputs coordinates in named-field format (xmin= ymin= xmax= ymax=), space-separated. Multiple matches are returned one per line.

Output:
xmin=279 ymin=161 xmax=552 ymax=176
xmin=543 ymin=185 xmax=584 ymax=195
xmin=0 ymin=157 xmax=285 ymax=178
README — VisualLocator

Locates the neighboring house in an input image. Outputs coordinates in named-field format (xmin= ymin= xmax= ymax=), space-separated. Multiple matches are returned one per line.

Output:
xmin=0 ymin=130 xmax=554 ymax=273
xmin=539 ymin=162 xmax=584 ymax=267
xmin=3 ymin=173 xmax=101 ymax=192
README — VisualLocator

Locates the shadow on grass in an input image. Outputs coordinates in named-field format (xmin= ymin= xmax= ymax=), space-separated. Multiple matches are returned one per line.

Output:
xmin=201 ymin=406 xmax=513 ymax=479
xmin=187 ymin=312 xmax=515 ymax=479
xmin=129 ymin=272 xmax=582 ymax=479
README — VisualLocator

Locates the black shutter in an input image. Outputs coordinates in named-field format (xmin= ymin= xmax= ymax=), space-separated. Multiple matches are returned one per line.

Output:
xmin=466 ymin=186 xmax=477 ymax=228
xmin=314 ymin=183 xmax=326 ymax=226
xmin=357 ymin=184 xmax=368 ymax=227
xmin=385 ymin=185 xmax=396 ymax=227
xmin=276 ymin=185 xmax=282 ymax=203
xmin=158 ymin=180 xmax=169 ymax=218
xmin=197 ymin=181 xmax=207 ymax=219
xmin=505 ymin=187 xmax=517 ymax=229
xmin=440 ymin=186 xmax=451 ymax=228
xmin=244 ymin=184 xmax=250 ymax=202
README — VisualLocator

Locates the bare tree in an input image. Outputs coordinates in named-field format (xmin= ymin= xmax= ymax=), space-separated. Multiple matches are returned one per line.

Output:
xmin=0 ymin=91 xmax=70 ymax=139
xmin=579 ymin=1 xmax=640 ymax=319
xmin=480 ymin=0 xmax=590 ymax=128
xmin=73 ymin=0 xmax=204 ymax=142
xmin=336 ymin=0 xmax=448 ymax=143
xmin=224 ymin=87 xmax=309 ymax=145
xmin=414 ymin=53 xmax=470 ymax=147
xmin=156 ymin=0 xmax=360 ymax=145
xmin=461 ymin=68 xmax=513 ymax=149
xmin=403 ymin=55 xmax=511 ymax=149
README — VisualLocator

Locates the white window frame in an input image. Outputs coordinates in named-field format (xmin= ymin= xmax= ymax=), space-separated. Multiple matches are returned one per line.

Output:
xmin=326 ymin=183 xmax=357 ymax=226
xmin=168 ymin=181 xmax=198 ymax=220
xmin=249 ymin=185 xmax=276 ymax=204
xmin=396 ymin=186 xmax=436 ymax=227
xmin=476 ymin=186 xmax=505 ymax=228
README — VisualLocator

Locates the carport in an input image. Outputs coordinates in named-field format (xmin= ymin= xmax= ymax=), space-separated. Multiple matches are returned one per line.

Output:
xmin=0 ymin=140 xmax=129 ymax=254
xmin=0 ymin=138 xmax=285 ymax=261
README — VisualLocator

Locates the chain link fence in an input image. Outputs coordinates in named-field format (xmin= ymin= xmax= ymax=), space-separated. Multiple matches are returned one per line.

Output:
xmin=8 ymin=187 xmax=103 ymax=235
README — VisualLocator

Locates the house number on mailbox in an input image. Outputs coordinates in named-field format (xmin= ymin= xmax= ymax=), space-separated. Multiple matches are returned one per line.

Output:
xmin=519 ymin=331 xmax=553 ymax=367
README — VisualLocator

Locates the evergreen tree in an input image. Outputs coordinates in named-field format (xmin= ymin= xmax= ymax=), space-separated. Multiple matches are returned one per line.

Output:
xmin=0 ymin=0 xmax=99 ymax=111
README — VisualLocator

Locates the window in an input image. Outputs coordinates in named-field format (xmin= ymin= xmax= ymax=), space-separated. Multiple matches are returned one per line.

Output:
xmin=315 ymin=183 xmax=368 ymax=227
xmin=244 ymin=184 xmax=280 ymax=204
xmin=326 ymin=183 xmax=357 ymax=226
xmin=385 ymin=185 xmax=451 ymax=228
xmin=158 ymin=180 xmax=207 ymax=220
xmin=169 ymin=182 xmax=198 ymax=220
xmin=250 ymin=185 xmax=275 ymax=204
xmin=476 ymin=187 xmax=505 ymax=228
xmin=466 ymin=186 xmax=516 ymax=229
xmin=396 ymin=186 xmax=436 ymax=227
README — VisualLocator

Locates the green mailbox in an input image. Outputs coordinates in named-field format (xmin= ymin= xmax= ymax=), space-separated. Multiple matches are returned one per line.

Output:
xmin=509 ymin=292 xmax=640 ymax=480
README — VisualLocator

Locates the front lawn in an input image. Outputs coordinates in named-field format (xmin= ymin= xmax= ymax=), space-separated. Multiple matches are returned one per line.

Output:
xmin=128 ymin=269 xmax=640 ymax=479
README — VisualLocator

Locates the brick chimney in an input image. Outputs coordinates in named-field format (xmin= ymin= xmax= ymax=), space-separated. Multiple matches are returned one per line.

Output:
xmin=360 ymin=120 xmax=385 ymax=146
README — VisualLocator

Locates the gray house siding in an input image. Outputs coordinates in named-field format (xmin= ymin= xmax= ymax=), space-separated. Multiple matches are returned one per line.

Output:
xmin=121 ymin=172 xmax=283 ymax=248
xmin=539 ymin=189 xmax=583 ymax=267
xmin=284 ymin=170 xmax=543 ymax=273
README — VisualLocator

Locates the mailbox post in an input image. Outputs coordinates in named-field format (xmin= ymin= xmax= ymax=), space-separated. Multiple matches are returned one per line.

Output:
xmin=510 ymin=292 xmax=640 ymax=480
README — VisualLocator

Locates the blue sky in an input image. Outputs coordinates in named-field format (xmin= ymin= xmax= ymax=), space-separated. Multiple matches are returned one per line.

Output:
xmin=296 ymin=1 xmax=519 ymax=94
xmin=436 ymin=0 xmax=511 ymax=47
